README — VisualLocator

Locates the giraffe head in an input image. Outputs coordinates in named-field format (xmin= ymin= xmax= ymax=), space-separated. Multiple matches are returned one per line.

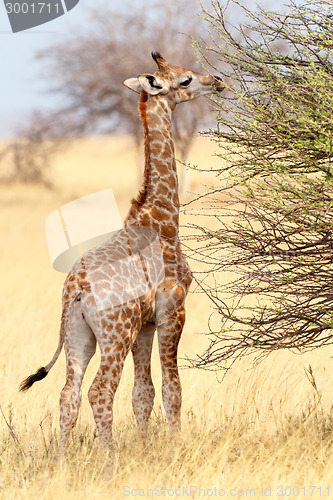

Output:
xmin=123 ymin=52 xmax=225 ymax=107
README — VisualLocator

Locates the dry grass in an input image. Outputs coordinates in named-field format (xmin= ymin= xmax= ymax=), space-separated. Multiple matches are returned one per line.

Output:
xmin=0 ymin=135 xmax=333 ymax=499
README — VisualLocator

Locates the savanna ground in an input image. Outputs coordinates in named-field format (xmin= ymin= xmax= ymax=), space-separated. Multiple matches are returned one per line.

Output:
xmin=1 ymin=135 xmax=333 ymax=499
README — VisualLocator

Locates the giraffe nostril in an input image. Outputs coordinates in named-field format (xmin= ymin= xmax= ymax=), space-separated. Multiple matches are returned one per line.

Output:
xmin=213 ymin=75 xmax=225 ymax=91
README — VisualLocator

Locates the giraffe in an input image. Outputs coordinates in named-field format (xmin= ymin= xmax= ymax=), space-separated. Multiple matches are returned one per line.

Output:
xmin=20 ymin=52 xmax=225 ymax=456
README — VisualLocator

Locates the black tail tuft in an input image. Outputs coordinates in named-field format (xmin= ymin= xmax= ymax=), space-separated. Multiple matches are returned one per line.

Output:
xmin=19 ymin=367 xmax=48 ymax=392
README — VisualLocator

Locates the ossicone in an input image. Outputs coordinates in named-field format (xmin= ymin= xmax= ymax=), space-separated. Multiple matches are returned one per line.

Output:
xmin=151 ymin=51 xmax=168 ymax=69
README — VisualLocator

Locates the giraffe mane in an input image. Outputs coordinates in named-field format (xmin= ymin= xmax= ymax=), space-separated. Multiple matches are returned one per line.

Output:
xmin=128 ymin=90 xmax=151 ymax=216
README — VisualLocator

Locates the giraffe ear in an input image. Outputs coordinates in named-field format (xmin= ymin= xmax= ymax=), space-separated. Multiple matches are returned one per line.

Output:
xmin=123 ymin=77 xmax=142 ymax=94
xmin=138 ymin=74 xmax=166 ymax=95
xmin=123 ymin=74 xmax=167 ymax=96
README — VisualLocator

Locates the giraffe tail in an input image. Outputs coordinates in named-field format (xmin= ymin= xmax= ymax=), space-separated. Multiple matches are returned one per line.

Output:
xmin=19 ymin=310 xmax=66 ymax=392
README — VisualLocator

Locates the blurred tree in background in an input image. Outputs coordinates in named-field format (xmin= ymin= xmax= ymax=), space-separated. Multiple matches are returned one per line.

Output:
xmin=186 ymin=0 xmax=333 ymax=369
xmin=0 ymin=0 xmax=217 ymax=188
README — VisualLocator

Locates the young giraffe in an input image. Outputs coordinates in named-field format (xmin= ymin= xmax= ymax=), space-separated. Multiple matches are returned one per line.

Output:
xmin=20 ymin=52 xmax=225 ymax=455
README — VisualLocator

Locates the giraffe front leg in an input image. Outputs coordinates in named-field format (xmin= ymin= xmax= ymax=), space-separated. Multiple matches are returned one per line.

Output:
xmin=131 ymin=323 xmax=156 ymax=440
xmin=157 ymin=306 xmax=185 ymax=435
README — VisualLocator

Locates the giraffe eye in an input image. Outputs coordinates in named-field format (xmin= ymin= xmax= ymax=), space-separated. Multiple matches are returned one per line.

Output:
xmin=179 ymin=77 xmax=192 ymax=87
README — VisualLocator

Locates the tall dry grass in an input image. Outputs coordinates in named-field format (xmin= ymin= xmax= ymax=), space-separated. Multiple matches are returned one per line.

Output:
xmin=0 ymin=135 xmax=333 ymax=499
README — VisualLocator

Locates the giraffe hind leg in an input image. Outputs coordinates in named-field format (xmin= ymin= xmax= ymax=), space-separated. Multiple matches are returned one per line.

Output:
xmin=58 ymin=302 xmax=96 ymax=457
xmin=131 ymin=323 xmax=156 ymax=440
xmin=87 ymin=320 xmax=141 ymax=451
xmin=157 ymin=306 xmax=186 ymax=435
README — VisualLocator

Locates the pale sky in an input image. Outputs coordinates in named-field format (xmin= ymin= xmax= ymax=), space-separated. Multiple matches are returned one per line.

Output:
xmin=1 ymin=0 xmax=131 ymax=136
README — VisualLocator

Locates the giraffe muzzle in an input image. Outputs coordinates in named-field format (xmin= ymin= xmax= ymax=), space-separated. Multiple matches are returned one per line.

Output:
xmin=213 ymin=75 xmax=226 ymax=92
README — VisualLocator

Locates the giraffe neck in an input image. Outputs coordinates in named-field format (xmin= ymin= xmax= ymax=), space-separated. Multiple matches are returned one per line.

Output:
xmin=126 ymin=92 xmax=180 ymax=241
